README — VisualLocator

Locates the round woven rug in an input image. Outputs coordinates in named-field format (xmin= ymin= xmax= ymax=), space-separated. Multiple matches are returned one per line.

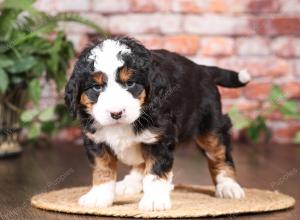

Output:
xmin=31 ymin=184 xmax=295 ymax=218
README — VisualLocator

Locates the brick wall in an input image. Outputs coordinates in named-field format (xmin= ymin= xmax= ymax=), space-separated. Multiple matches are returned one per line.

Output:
xmin=35 ymin=0 xmax=300 ymax=143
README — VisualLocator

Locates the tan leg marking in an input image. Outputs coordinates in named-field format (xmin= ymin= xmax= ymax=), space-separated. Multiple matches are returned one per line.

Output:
xmin=92 ymin=152 xmax=117 ymax=185
xmin=78 ymin=151 xmax=117 ymax=207
xmin=195 ymin=133 xmax=245 ymax=199
xmin=195 ymin=133 xmax=236 ymax=184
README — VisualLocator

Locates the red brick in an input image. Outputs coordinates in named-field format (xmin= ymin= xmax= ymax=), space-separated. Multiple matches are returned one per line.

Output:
xmin=172 ymin=0 xmax=245 ymax=13
xmin=237 ymin=37 xmax=270 ymax=56
xmin=164 ymin=35 xmax=199 ymax=55
xmin=110 ymin=14 xmax=181 ymax=35
xmin=250 ymin=17 xmax=300 ymax=36
xmin=172 ymin=0 xmax=205 ymax=13
xmin=92 ymin=0 xmax=131 ymax=13
xmin=132 ymin=0 xmax=171 ymax=12
xmin=200 ymin=37 xmax=234 ymax=57
xmin=184 ymin=15 xmax=252 ymax=35
xmin=244 ymin=83 xmax=272 ymax=100
xmin=221 ymin=99 xmax=260 ymax=113
xmin=246 ymin=0 xmax=280 ymax=13
xmin=282 ymin=82 xmax=300 ymax=98
xmin=218 ymin=57 xmax=291 ymax=77
xmin=135 ymin=35 xmax=164 ymax=50
xmin=108 ymin=14 xmax=160 ymax=34
xmin=132 ymin=0 xmax=156 ymax=12
xmin=218 ymin=87 xmax=241 ymax=99
xmin=271 ymin=122 xmax=300 ymax=143
xmin=56 ymin=127 xmax=81 ymax=142
xmin=268 ymin=111 xmax=285 ymax=121
xmin=271 ymin=37 xmax=300 ymax=58
xmin=294 ymin=59 xmax=300 ymax=77
xmin=208 ymin=0 xmax=236 ymax=13
xmin=159 ymin=15 xmax=182 ymax=34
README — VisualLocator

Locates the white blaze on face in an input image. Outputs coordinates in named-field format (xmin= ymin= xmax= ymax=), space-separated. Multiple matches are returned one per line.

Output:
xmin=89 ymin=40 xmax=141 ymax=126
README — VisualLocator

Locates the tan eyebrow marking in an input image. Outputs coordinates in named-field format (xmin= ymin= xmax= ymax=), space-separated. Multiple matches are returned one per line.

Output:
xmin=93 ymin=72 xmax=105 ymax=85
xmin=119 ymin=67 xmax=133 ymax=83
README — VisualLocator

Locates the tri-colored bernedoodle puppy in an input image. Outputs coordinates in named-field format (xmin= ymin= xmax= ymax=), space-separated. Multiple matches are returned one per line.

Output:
xmin=65 ymin=37 xmax=250 ymax=211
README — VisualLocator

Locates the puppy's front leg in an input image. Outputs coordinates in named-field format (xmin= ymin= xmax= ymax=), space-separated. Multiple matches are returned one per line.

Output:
xmin=139 ymin=138 xmax=175 ymax=211
xmin=79 ymin=141 xmax=117 ymax=208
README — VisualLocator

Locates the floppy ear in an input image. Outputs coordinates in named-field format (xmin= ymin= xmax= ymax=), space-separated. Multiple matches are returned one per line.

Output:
xmin=64 ymin=73 xmax=79 ymax=119
xmin=65 ymin=44 xmax=96 ymax=119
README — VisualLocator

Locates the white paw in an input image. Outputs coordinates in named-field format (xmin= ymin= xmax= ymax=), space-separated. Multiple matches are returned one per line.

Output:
xmin=78 ymin=182 xmax=115 ymax=208
xmin=116 ymin=180 xmax=142 ymax=196
xmin=116 ymin=170 xmax=143 ymax=196
xmin=215 ymin=179 xmax=245 ymax=199
xmin=139 ymin=174 xmax=173 ymax=211
xmin=139 ymin=194 xmax=171 ymax=211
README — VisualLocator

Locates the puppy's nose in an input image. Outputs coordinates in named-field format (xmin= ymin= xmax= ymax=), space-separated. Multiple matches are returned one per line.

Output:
xmin=110 ymin=111 xmax=122 ymax=120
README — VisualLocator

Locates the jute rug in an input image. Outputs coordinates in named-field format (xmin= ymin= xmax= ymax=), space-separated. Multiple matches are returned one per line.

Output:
xmin=31 ymin=184 xmax=295 ymax=218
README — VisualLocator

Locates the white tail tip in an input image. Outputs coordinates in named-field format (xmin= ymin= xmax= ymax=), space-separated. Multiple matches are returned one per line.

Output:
xmin=238 ymin=69 xmax=251 ymax=84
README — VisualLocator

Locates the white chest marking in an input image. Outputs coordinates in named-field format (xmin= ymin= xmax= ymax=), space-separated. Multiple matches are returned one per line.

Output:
xmin=87 ymin=124 xmax=158 ymax=165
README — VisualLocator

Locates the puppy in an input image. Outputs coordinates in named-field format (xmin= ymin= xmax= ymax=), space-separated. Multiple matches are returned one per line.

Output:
xmin=65 ymin=37 xmax=249 ymax=211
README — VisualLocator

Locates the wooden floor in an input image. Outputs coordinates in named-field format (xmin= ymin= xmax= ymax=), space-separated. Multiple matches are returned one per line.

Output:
xmin=0 ymin=141 xmax=299 ymax=220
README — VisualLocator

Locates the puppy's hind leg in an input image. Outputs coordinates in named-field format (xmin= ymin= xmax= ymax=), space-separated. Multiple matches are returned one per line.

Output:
xmin=116 ymin=163 xmax=144 ymax=196
xmin=195 ymin=128 xmax=245 ymax=199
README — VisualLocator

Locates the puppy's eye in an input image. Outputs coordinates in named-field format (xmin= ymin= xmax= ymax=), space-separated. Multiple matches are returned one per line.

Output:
xmin=125 ymin=82 xmax=136 ymax=89
xmin=92 ymin=85 xmax=102 ymax=92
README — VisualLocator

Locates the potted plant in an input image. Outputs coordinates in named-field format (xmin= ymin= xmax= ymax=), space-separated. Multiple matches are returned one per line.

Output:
xmin=229 ymin=85 xmax=300 ymax=144
xmin=0 ymin=0 xmax=106 ymax=157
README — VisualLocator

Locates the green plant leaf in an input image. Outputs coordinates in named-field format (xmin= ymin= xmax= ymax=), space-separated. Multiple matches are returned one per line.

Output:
xmin=6 ymin=56 xmax=37 ymax=74
xmin=0 ymin=68 xmax=9 ymax=93
xmin=0 ymin=56 xmax=14 ymax=68
xmin=27 ymin=122 xmax=41 ymax=139
xmin=294 ymin=132 xmax=300 ymax=144
xmin=1 ymin=0 xmax=38 ymax=14
xmin=268 ymin=85 xmax=284 ymax=104
xmin=280 ymin=100 xmax=298 ymax=117
xmin=228 ymin=107 xmax=251 ymax=130
xmin=41 ymin=121 xmax=56 ymax=134
xmin=28 ymin=79 xmax=41 ymax=105
xmin=20 ymin=109 xmax=39 ymax=122
xmin=38 ymin=107 xmax=56 ymax=122
xmin=247 ymin=116 xmax=271 ymax=143
xmin=0 ymin=9 xmax=19 ymax=42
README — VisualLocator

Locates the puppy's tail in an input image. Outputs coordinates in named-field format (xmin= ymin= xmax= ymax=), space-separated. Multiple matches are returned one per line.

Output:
xmin=202 ymin=65 xmax=251 ymax=88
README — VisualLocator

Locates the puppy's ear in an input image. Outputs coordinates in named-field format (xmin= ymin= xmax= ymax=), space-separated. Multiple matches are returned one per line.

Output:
xmin=65 ymin=44 xmax=96 ymax=119
xmin=65 ymin=73 xmax=79 ymax=119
